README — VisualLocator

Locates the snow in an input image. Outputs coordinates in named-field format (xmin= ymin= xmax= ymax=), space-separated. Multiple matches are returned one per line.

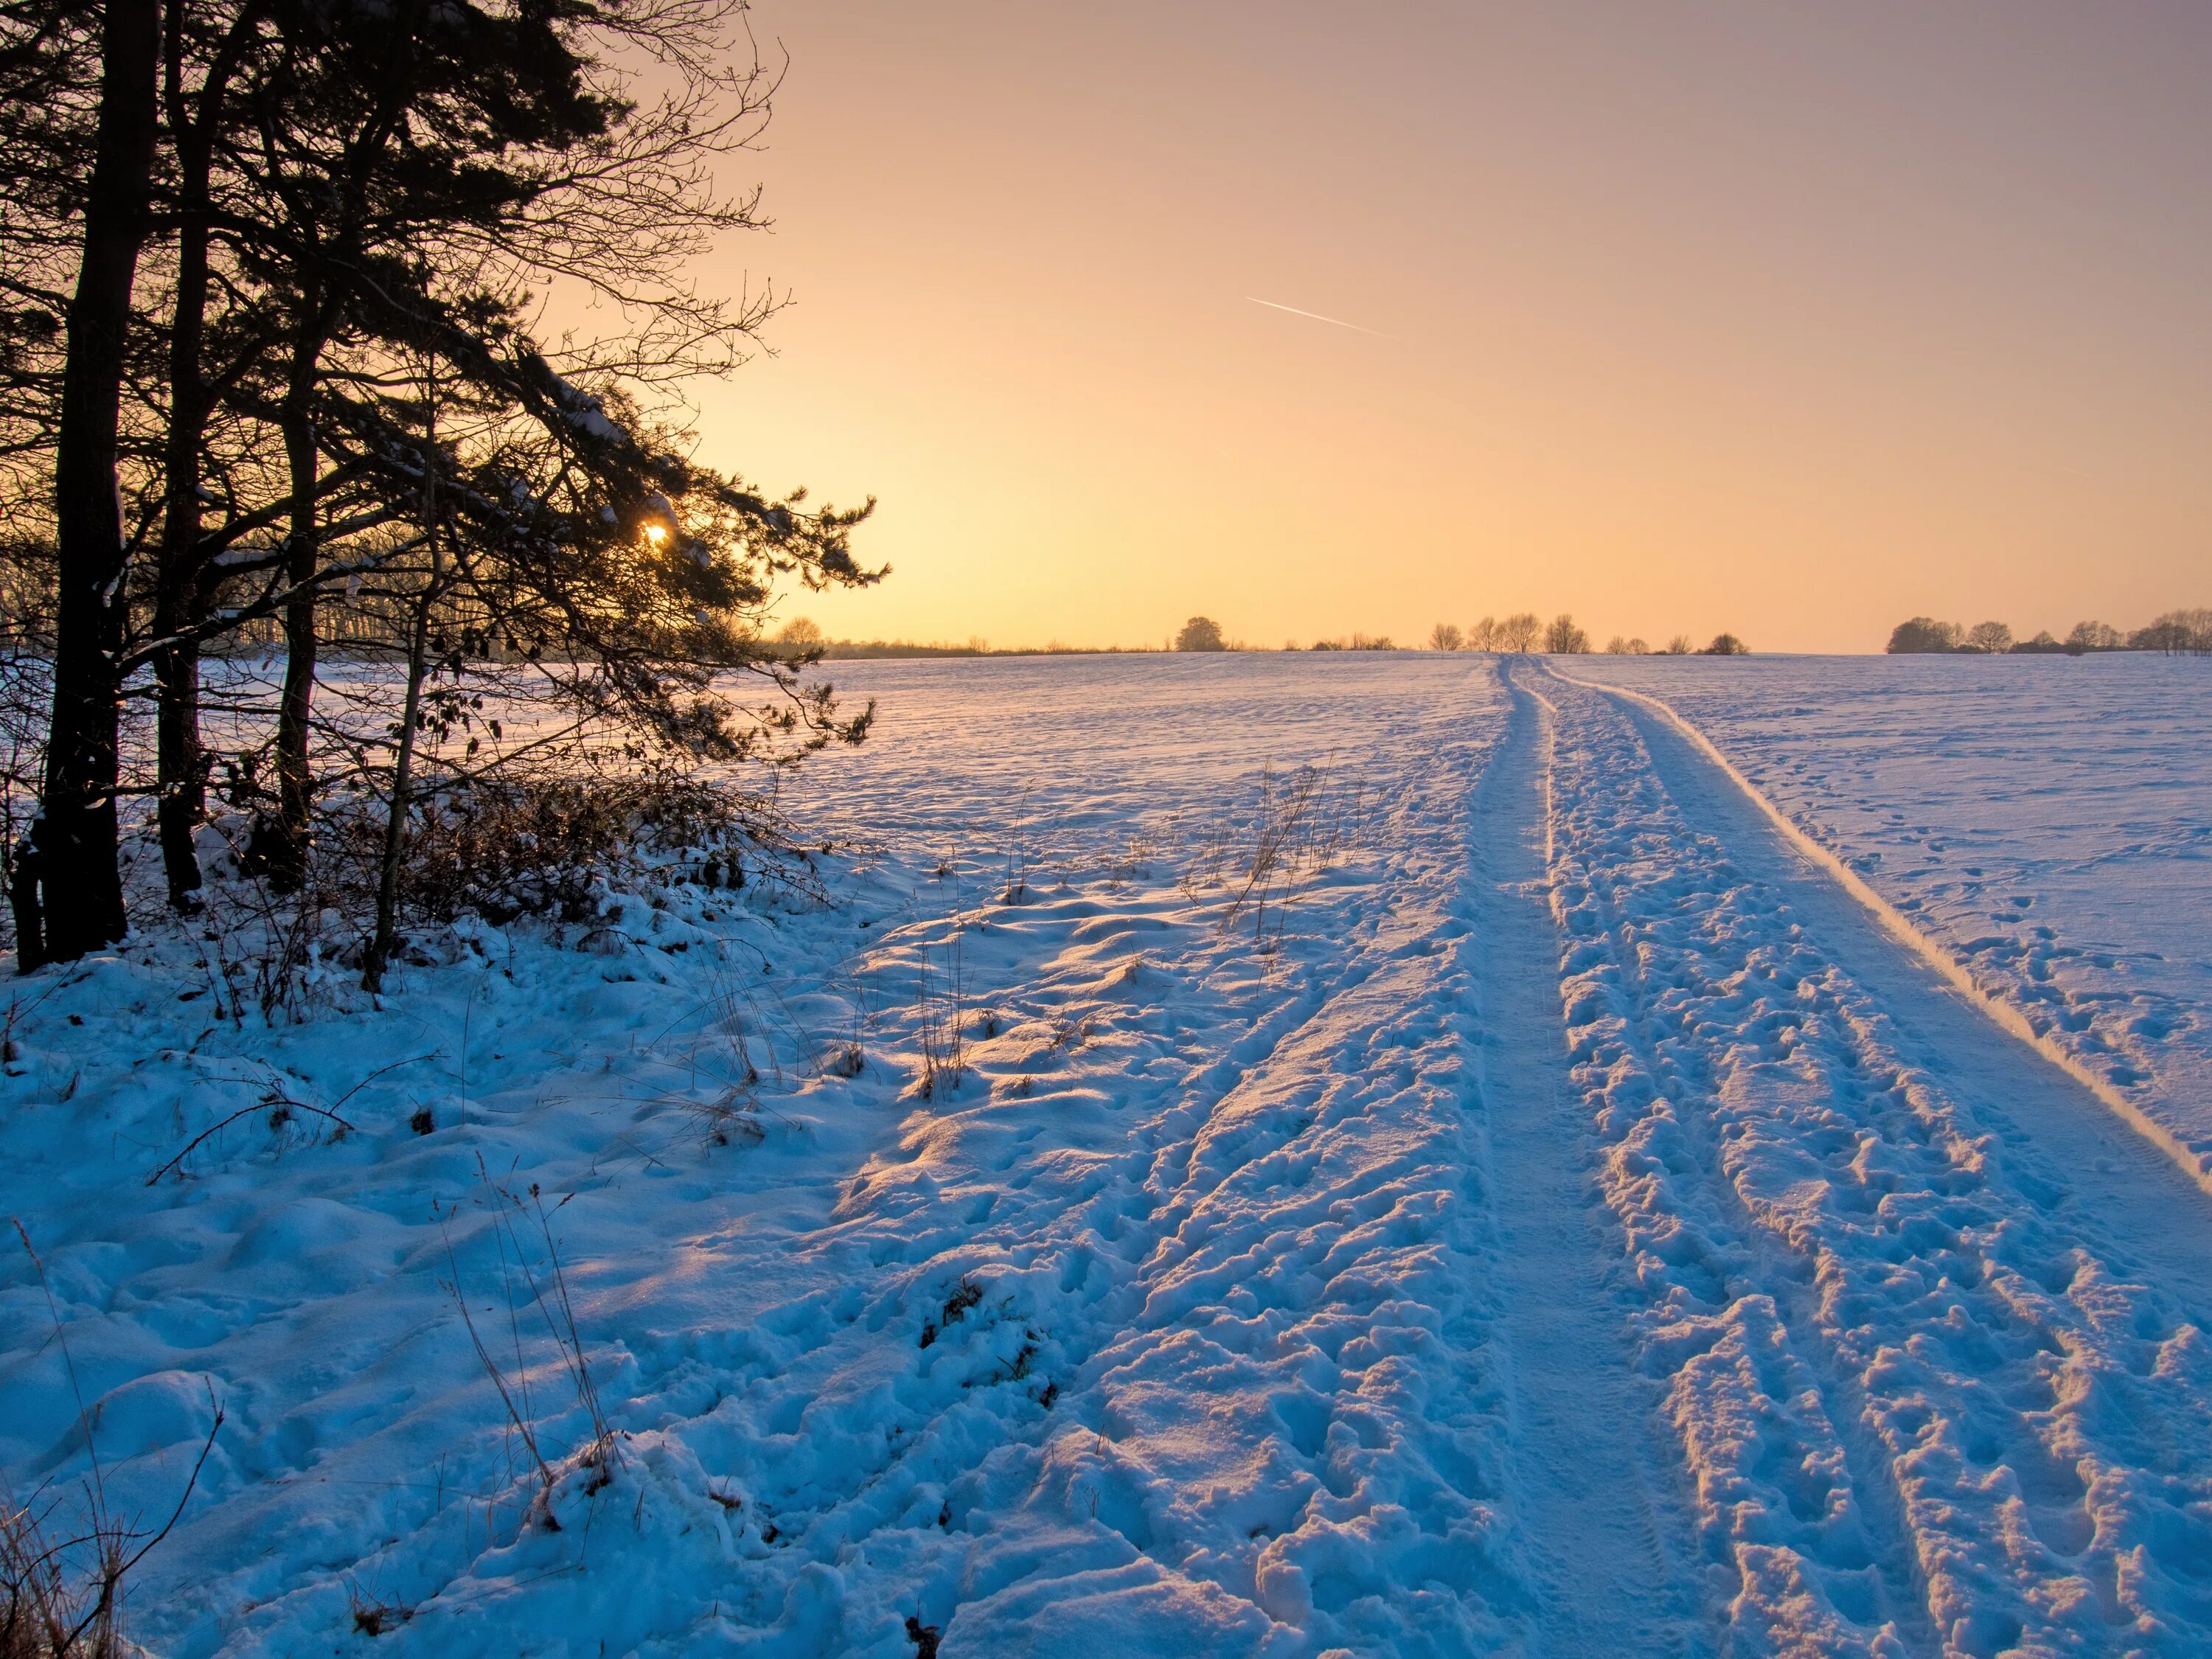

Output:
xmin=1565 ymin=652 xmax=2212 ymax=1177
xmin=4 ymin=652 xmax=2211 ymax=1657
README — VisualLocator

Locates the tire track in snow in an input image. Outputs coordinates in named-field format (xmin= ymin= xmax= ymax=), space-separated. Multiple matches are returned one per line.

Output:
xmin=1523 ymin=667 xmax=1936 ymax=1654
xmin=1534 ymin=665 xmax=2212 ymax=1657
xmin=1470 ymin=676 xmax=1703 ymax=1654
xmin=1546 ymin=667 xmax=2212 ymax=1202
xmin=1522 ymin=668 xmax=1939 ymax=1652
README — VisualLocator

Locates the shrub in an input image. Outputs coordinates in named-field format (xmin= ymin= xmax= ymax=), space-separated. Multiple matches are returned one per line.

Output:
xmin=328 ymin=761 xmax=769 ymax=928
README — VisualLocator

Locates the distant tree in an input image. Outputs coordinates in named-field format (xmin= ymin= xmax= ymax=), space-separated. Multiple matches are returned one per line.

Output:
xmin=1308 ymin=637 xmax=1344 ymax=651
xmin=1500 ymin=612 xmax=1542 ymax=653
xmin=1428 ymin=622 xmax=1463 ymax=652
xmin=1350 ymin=632 xmax=1394 ymax=650
xmin=2132 ymin=609 xmax=2212 ymax=654
xmin=1703 ymin=633 xmax=1748 ymax=655
xmin=1662 ymin=635 xmax=1694 ymax=655
xmin=2067 ymin=619 xmax=2122 ymax=651
xmin=1965 ymin=621 xmax=2013 ymax=654
xmin=2014 ymin=630 xmax=2065 ymax=654
xmin=1176 ymin=616 xmax=1226 ymax=652
xmin=1625 ymin=637 xmax=1649 ymax=654
xmin=1467 ymin=616 xmax=1499 ymax=651
xmin=778 ymin=616 xmax=827 ymax=658
xmin=1543 ymin=613 xmax=1589 ymax=653
xmin=1887 ymin=617 xmax=1962 ymax=653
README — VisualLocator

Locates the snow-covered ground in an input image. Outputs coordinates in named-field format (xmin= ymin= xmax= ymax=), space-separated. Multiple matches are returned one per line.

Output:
xmin=4 ymin=653 xmax=2211 ymax=1658
xmin=1565 ymin=653 xmax=2212 ymax=1176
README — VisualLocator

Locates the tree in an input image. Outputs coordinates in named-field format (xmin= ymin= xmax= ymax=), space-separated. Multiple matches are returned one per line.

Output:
xmin=1703 ymin=633 xmax=1748 ymax=655
xmin=1887 ymin=617 xmax=1961 ymax=653
xmin=1662 ymin=635 xmax=1693 ymax=655
xmin=26 ymin=0 xmax=164 ymax=965
xmin=1543 ymin=613 xmax=1588 ymax=654
xmin=1427 ymin=622 xmax=1462 ymax=652
xmin=2132 ymin=609 xmax=2212 ymax=655
xmin=1467 ymin=616 xmax=1498 ymax=651
xmin=1965 ymin=621 xmax=2012 ymax=654
xmin=2067 ymin=619 xmax=2121 ymax=651
xmin=6 ymin=0 xmax=873 ymax=964
xmin=1499 ymin=612 xmax=1541 ymax=653
xmin=1175 ymin=616 xmax=1225 ymax=652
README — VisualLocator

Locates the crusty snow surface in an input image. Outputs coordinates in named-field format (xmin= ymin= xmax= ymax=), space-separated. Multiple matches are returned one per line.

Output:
xmin=4 ymin=653 xmax=2211 ymax=1658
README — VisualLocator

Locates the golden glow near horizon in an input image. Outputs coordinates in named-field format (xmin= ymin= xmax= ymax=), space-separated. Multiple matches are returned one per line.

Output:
xmin=677 ymin=1 xmax=2209 ymax=653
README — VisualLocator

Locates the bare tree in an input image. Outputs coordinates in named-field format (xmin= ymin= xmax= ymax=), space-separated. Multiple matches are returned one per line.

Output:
xmin=1499 ymin=612 xmax=1541 ymax=653
xmin=1543 ymin=613 xmax=1588 ymax=654
xmin=1427 ymin=622 xmax=1462 ymax=652
xmin=2067 ymin=619 xmax=2122 ymax=651
xmin=1662 ymin=635 xmax=1693 ymax=655
xmin=2140 ymin=608 xmax=2212 ymax=655
xmin=1467 ymin=616 xmax=1498 ymax=651
xmin=1965 ymin=621 xmax=2012 ymax=653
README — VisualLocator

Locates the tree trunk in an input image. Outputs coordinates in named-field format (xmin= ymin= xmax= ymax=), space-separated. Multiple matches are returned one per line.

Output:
xmin=154 ymin=167 xmax=212 ymax=911
xmin=364 ymin=369 xmax=439 ymax=995
xmin=153 ymin=3 xmax=257 ymax=912
xmin=35 ymin=0 xmax=163 ymax=965
xmin=268 ymin=344 xmax=320 ymax=893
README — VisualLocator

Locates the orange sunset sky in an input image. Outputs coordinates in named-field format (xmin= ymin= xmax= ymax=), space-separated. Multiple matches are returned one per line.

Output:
xmin=670 ymin=1 xmax=2208 ymax=653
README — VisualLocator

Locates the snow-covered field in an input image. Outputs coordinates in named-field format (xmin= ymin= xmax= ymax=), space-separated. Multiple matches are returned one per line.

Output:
xmin=1567 ymin=653 xmax=2212 ymax=1177
xmin=4 ymin=653 xmax=2211 ymax=1657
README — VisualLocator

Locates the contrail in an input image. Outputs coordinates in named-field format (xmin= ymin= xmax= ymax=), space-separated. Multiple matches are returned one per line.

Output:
xmin=1245 ymin=296 xmax=1385 ymax=336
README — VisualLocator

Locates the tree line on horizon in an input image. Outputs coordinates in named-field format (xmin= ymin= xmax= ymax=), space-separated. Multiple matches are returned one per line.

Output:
xmin=1888 ymin=611 xmax=2211 ymax=656
xmin=1 ymin=0 xmax=878 ymax=975
xmin=1165 ymin=615 xmax=1749 ymax=655
xmin=755 ymin=614 xmax=1754 ymax=658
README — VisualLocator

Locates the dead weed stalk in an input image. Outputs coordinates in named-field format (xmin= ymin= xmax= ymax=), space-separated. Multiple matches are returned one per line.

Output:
xmin=5 ymin=1224 xmax=223 ymax=1659
xmin=439 ymin=1161 xmax=619 ymax=1534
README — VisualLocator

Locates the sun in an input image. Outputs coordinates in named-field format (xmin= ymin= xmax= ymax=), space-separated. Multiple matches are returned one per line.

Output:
xmin=644 ymin=524 xmax=667 ymax=546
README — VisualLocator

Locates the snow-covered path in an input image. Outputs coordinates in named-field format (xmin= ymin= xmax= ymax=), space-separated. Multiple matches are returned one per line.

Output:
xmin=1470 ymin=680 xmax=1700 ymax=1655
xmin=6 ymin=653 xmax=2212 ymax=1658
xmin=1531 ymin=662 xmax=2212 ymax=1655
